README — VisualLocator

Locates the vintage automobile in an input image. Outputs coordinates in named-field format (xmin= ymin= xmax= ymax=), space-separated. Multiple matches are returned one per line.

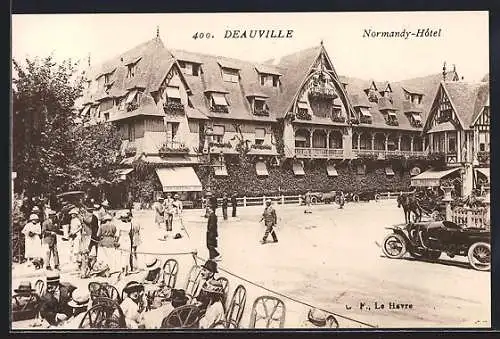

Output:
xmin=382 ymin=220 xmax=490 ymax=271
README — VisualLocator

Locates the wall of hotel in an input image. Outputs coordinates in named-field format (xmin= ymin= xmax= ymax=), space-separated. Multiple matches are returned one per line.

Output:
xmin=283 ymin=119 xmax=296 ymax=157
xmin=118 ymin=119 xmax=145 ymax=154
xmin=208 ymin=119 xmax=274 ymax=146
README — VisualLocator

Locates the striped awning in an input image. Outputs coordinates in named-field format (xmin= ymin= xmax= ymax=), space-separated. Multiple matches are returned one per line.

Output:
xmin=293 ymin=161 xmax=305 ymax=176
xmin=155 ymin=167 xmax=202 ymax=192
xmin=475 ymin=168 xmax=489 ymax=181
xmin=411 ymin=167 xmax=460 ymax=187
xmin=255 ymin=161 xmax=269 ymax=176
xmin=166 ymin=86 xmax=181 ymax=99
xmin=327 ymin=164 xmax=338 ymax=177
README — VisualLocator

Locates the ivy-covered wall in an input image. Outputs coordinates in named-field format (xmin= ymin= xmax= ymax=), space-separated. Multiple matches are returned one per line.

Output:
xmin=194 ymin=157 xmax=415 ymax=197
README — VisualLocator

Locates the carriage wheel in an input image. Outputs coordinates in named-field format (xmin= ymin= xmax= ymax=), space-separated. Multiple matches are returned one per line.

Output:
xmin=468 ymin=242 xmax=490 ymax=271
xmin=382 ymin=234 xmax=407 ymax=259
xmin=227 ymin=284 xmax=247 ymax=327
xmin=161 ymin=305 xmax=200 ymax=328
xmin=249 ymin=296 xmax=286 ymax=328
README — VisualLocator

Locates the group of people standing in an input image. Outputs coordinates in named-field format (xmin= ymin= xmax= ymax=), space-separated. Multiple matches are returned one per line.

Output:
xmin=153 ymin=193 xmax=183 ymax=240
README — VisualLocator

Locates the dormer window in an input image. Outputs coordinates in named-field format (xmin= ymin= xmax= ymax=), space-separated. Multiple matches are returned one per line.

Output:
xmin=126 ymin=58 xmax=141 ymax=78
xmin=221 ymin=68 xmax=239 ymax=83
xmin=253 ymin=98 xmax=269 ymax=116
xmin=210 ymin=92 xmax=229 ymax=113
xmin=259 ymin=74 xmax=280 ymax=88
xmin=125 ymin=89 xmax=141 ymax=112
xmin=410 ymin=113 xmax=422 ymax=127
xmin=178 ymin=61 xmax=200 ymax=76
xmin=365 ymin=89 xmax=378 ymax=103
xmin=165 ymin=86 xmax=182 ymax=104
xmin=383 ymin=109 xmax=398 ymax=126
xmin=356 ymin=107 xmax=372 ymax=124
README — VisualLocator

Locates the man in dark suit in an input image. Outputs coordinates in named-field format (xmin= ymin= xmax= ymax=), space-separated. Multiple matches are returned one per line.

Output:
xmin=231 ymin=193 xmax=237 ymax=218
xmin=42 ymin=210 xmax=60 ymax=270
xmin=221 ymin=193 xmax=228 ymax=220
xmin=39 ymin=272 xmax=77 ymax=326
xmin=206 ymin=205 xmax=221 ymax=261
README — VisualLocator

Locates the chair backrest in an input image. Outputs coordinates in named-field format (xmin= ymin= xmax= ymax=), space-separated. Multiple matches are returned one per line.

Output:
xmin=88 ymin=282 xmax=121 ymax=304
xmin=216 ymin=277 xmax=230 ymax=307
xmin=160 ymin=304 xmax=200 ymax=329
xmin=34 ymin=280 xmax=45 ymax=296
xmin=88 ymin=282 xmax=103 ymax=300
xmin=162 ymin=259 xmax=179 ymax=289
xmin=79 ymin=301 xmax=126 ymax=329
xmin=226 ymin=284 xmax=246 ymax=327
xmin=184 ymin=265 xmax=202 ymax=298
xmin=248 ymin=296 xmax=286 ymax=329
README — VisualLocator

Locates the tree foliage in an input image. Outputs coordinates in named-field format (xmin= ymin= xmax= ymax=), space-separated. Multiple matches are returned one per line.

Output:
xmin=12 ymin=56 xmax=122 ymax=196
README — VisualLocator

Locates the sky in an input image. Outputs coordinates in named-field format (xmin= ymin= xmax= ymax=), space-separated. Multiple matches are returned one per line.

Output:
xmin=12 ymin=11 xmax=489 ymax=82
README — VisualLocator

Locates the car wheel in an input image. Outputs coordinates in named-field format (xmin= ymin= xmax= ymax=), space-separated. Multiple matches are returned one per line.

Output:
xmin=352 ymin=195 xmax=359 ymax=203
xmin=311 ymin=197 xmax=318 ymax=204
xmin=468 ymin=242 xmax=490 ymax=271
xmin=382 ymin=234 xmax=407 ymax=259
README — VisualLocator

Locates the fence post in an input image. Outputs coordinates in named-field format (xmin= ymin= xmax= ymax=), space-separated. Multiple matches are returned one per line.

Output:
xmin=298 ymin=195 xmax=302 ymax=206
xmin=281 ymin=195 xmax=285 ymax=205
xmin=243 ymin=196 xmax=247 ymax=207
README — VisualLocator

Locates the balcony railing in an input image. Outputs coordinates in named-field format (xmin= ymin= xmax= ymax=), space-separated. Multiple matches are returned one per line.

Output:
xmin=295 ymin=147 xmax=343 ymax=159
xmin=254 ymin=108 xmax=270 ymax=117
xmin=210 ymin=105 xmax=229 ymax=113
xmin=163 ymin=101 xmax=185 ymax=115
xmin=352 ymin=149 xmax=427 ymax=158
xmin=158 ymin=141 xmax=190 ymax=155
xmin=307 ymin=84 xmax=338 ymax=101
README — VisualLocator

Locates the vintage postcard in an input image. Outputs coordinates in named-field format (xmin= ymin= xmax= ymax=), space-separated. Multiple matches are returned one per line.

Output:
xmin=11 ymin=11 xmax=490 ymax=330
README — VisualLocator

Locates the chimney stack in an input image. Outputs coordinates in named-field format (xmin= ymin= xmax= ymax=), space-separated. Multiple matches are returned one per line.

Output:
xmin=442 ymin=61 xmax=447 ymax=81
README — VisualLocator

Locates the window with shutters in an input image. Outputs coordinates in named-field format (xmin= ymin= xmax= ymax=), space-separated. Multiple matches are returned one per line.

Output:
xmin=255 ymin=128 xmax=265 ymax=145
xmin=222 ymin=68 xmax=239 ymax=83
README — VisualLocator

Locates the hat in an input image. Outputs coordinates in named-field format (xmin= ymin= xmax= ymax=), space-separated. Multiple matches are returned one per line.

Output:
xmin=145 ymin=258 xmax=161 ymax=271
xmin=171 ymin=289 xmax=189 ymax=305
xmin=29 ymin=214 xmax=39 ymax=221
xmin=31 ymin=206 xmax=40 ymax=213
xmin=47 ymin=209 xmax=56 ymax=216
xmin=174 ymin=194 xmax=180 ymax=199
xmin=102 ymin=213 xmax=113 ymax=222
xmin=307 ymin=308 xmax=334 ymax=327
xmin=93 ymin=204 xmax=101 ymax=209
xmin=14 ymin=281 xmax=35 ymax=294
xmin=201 ymin=279 xmax=224 ymax=295
xmin=202 ymin=260 xmax=218 ymax=274
xmin=68 ymin=288 xmax=90 ymax=308
xmin=266 ymin=199 xmax=272 ymax=204
xmin=46 ymin=271 xmax=60 ymax=285
xmin=69 ymin=208 xmax=79 ymax=215
xmin=101 ymin=200 xmax=110 ymax=207
xmin=123 ymin=281 xmax=144 ymax=294
xmin=174 ymin=233 xmax=182 ymax=239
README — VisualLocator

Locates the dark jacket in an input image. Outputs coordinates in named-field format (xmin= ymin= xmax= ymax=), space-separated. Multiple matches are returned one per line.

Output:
xmin=262 ymin=206 xmax=277 ymax=227
xmin=42 ymin=219 xmax=59 ymax=246
xmin=222 ymin=197 xmax=228 ymax=208
xmin=39 ymin=283 xmax=77 ymax=325
xmin=231 ymin=197 xmax=237 ymax=208
xmin=207 ymin=212 xmax=218 ymax=237
xmin=97 ymin=221 xmax=117 ymax=248
xmin=88 ymin=214 xmax=99 ymax=242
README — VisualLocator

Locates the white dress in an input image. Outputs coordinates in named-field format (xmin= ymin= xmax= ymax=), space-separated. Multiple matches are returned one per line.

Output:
xmin=22 ymin=222 xmax=42 ymax=259
xmin=116 ymin=220 xmax=131 ymax=271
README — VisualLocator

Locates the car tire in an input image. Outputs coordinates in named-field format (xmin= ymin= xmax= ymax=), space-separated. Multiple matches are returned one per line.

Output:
xmin=468 ymin=242 xmax=490 ymax=271
xmin=382 ymin=233 xmax=407 ymax=259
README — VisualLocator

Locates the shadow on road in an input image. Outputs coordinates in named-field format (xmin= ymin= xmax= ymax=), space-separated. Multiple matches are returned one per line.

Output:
xmin=379 ymin=255 xmax=475 ymax=270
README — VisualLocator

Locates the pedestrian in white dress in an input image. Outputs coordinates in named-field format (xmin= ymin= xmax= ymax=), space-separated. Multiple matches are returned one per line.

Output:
xmin=69 ymin=209 xmax=82 ymax=264
xmin=22 ymin=214 xmax=43 ymax=264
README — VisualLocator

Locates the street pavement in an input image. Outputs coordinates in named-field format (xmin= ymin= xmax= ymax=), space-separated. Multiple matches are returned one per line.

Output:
xmin=12 ymin=200 xmax=490 ymax=329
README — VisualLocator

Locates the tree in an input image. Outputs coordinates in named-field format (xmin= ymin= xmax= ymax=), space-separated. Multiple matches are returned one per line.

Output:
xmin=12 ymin=56 xmax=122 ymax=197
xmin=13 ymin=56 xmax=83 ymax=196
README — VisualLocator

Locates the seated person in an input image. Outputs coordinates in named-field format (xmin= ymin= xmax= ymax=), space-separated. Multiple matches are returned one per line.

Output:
xmin=197 ymin=280 xmax=225 ymax=329
xmin=142 ymin=288 xmax=189 ymax=329
xmin=301 ymin=308 xmax=338 ymax=328
xmin=119 ymin=281 xmax=146 ymax=329
xmin=61 ymin=288 xmax=91 ymax=329
xmin=115 ymin=258 xmax=162 ymax=295
xmin=12 ymin=281 xmax=39 ymax=316
xmin=39 ymin=272 xmax=77 ymax=326
xmin=192 ymin=260 xmax=218 ymax=299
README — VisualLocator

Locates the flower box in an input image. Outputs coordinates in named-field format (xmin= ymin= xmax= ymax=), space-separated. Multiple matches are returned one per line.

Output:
xmin=254 ymin=109 xmax=270 ymax=117
xmin=331 ymin=115 xmax=346 ymax=123
xmin=386 ymin=119 xmax=399 ymax=126
xmin=158 ymin=143 xmax=189 ymax=155
xmin=163 ymin=101 xmax=185 ymax=115
xmin=210 ymin=105 xmax=229 ymax=113
xmin=308 ymin=86 xmax=338 ymax=101
xmin=126 ymin=102 xmax=139 ymax=112
xmin=360 ymin=116 xmax=372 ymax=124
xmin=251 ymin=144 xmax=272 ymax=150
xmin=295 ymin=110 xmax=312 ymax=120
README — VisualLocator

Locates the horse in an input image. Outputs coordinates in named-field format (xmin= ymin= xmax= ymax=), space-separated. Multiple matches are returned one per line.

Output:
xmin=397 ymin=193 xmax=422 ymax=224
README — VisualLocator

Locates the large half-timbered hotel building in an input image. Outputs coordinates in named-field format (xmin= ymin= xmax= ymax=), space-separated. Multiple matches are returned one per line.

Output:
xmin=78 ymin=35 xmax=490 ymax=203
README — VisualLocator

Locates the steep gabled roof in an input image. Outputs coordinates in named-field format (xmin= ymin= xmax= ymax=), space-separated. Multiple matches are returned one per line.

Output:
xmin=443 ymin=81 xmax=488 ymax=128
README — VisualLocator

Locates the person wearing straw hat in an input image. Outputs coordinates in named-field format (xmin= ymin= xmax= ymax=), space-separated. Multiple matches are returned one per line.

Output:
xmin=68 ymin=208 xmax=82 ymax=264
xmin=39 ymin=271 xmax=77 ymax=326
xmin=164 ymin=193 xmax=175 ymax=236
xmin=301 ymin=308 xmax=339 ymax=328
xmin=96 ymin=213 xmax=118 ymax=277
xmin=120 ymin=281 xmax=146 ymax=329
xmin=62 ymin=288 xmax=91 ymax=329
xmin=22 ymin=214 xmax=43 ymax=266
xmin=42 ymin=209 xmax=60 ymax=270
xmin=260 ymin=199 xmax=278 ymax=244
xmin=193 ymin=259 xmax=219 ymax=299
xmin=198 ymin=279 xmax=225 ymax=329
xmin=172 ymin=194 xmax=183 ymax=233
xmin=153 ymin=196 xmax=165 ymax=229
xmin=142 ymin=257 xmax=162 ymax=285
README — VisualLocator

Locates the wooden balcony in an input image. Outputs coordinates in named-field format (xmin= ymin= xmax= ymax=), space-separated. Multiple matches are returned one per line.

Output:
xmin=353 ymin=149 xmax=427 ymax=158
xmin=295 ymin=147 xmax=343 ymax=159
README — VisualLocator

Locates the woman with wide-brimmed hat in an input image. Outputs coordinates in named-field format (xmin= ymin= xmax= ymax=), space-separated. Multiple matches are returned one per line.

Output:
xmin=301 ymin=308 xmax=339 ymax=328
xmin=198 ymin=279 xmax=225 ymax=328
xmin=120 ymin=281 xmax=146 ymax=328
xmin=61 ymin=288 xmax=91 ymax=328
xmin=142 ymin=288 xmax=189 ymax=329
xmin=153 ymin=196 xmax=165 ymax=229
xmin=12 ymin=281 xmax=38 ymax=315
xmin=21 ymin=214 xmax=43 ymax=265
